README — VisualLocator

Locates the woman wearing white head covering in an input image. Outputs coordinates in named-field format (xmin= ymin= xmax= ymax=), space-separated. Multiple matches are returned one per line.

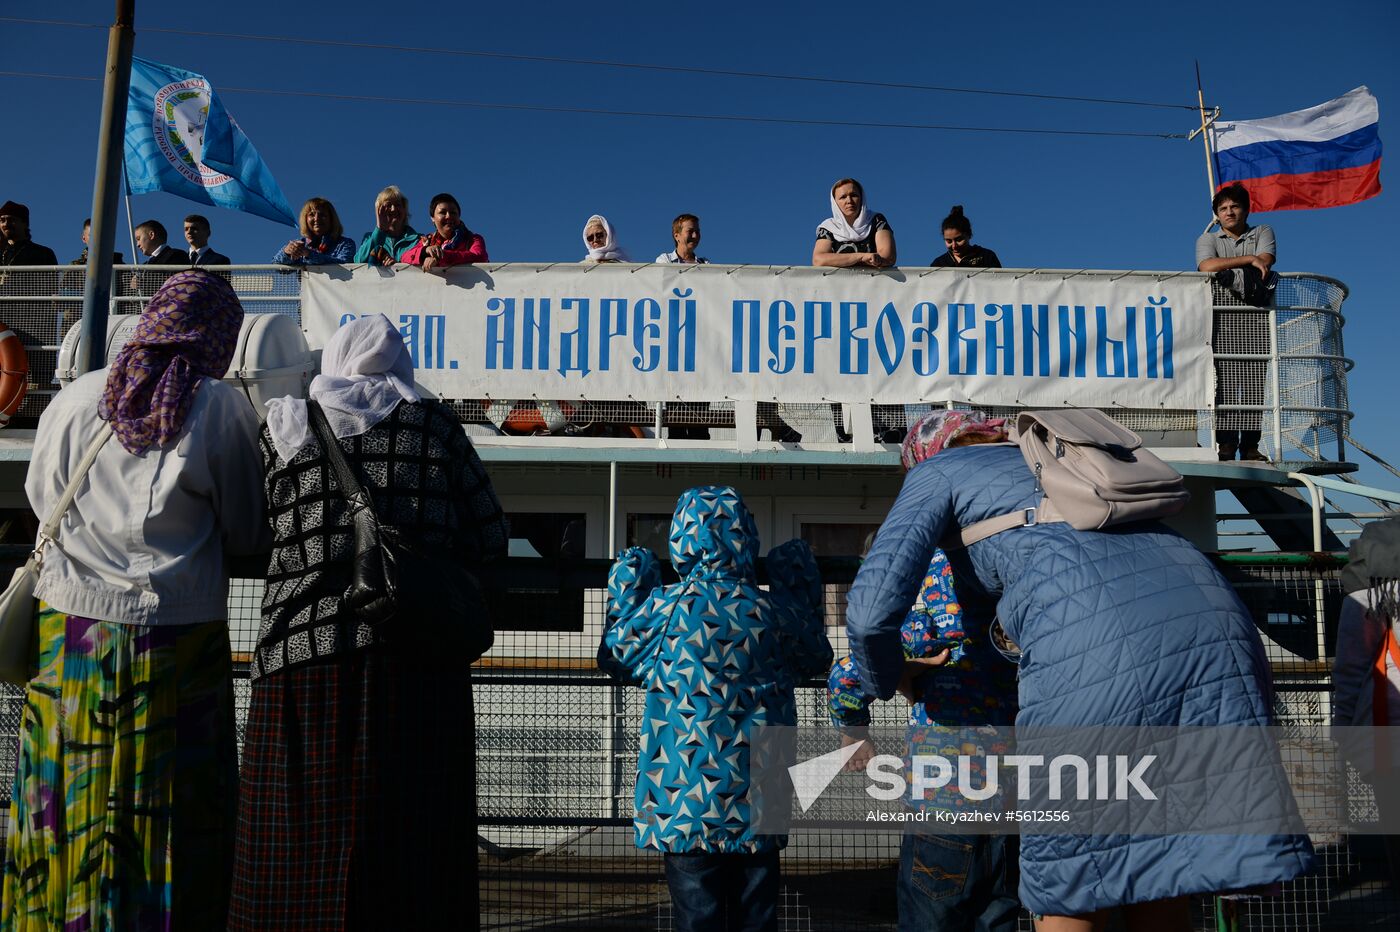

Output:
xmin=812 ymin=177 xmax=896 ymax=269
xmin=230 ymin=314 xmax=508 ymax=931
xmin=582 ymin=214 xmax=630 ymax=262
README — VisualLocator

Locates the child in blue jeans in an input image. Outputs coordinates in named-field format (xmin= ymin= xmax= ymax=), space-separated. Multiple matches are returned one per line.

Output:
xmin=600 ymin=486 xmax=832 ymax=932
xmin=829 ymin=547 xmax=1020 ymax=932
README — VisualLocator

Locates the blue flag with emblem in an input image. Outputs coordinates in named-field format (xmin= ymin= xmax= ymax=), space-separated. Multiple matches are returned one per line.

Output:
xmin=124 ymin=56 xmax=295 ymax=225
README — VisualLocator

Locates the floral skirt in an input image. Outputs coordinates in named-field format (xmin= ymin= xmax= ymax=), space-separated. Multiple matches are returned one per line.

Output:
xmin=0 ymin=605 xmax=237 ymax=931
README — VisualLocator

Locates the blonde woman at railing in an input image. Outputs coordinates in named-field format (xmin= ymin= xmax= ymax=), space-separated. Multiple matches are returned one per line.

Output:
xmin=352 ymin=185 xmax=420 ymax=267
xmin=274 ymin=197 xmax=355 ymax=266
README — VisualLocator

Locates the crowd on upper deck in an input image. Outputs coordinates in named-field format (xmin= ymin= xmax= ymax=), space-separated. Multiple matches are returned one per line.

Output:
xmin=0 ymin=179 xmax=1278 ymax=463
xmin=0 ymin=182 xmax=1014 ymax=272
xmin=1 ymin=180 xmax=1276 ymax=281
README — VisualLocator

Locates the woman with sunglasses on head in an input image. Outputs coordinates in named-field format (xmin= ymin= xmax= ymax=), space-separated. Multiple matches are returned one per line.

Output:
xmin=930 ymin=205 xmax=1001 ymax=268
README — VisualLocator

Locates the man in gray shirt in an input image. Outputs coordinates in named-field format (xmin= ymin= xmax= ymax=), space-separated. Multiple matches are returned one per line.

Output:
xmin=1196 ymin=183 xmax=1277 ymax=301
xmin=1196 ymin=183 xmax=1275 ymax=462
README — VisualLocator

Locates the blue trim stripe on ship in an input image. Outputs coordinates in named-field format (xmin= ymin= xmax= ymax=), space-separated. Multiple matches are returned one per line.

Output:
xmin=1216 ymin=123 xmax=1382 ymax=183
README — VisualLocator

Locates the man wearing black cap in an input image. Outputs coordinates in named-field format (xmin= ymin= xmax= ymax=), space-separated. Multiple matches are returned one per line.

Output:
xmin=0 ymin=201 xmax=58 ymax=267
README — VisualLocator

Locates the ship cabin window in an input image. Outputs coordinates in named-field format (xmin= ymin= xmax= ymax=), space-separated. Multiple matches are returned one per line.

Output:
xmin=507 ymin=512 xmax=587 ymax=561
xmin=626 ymin=513 xmax=672 ymax=555
xmin=497 ymin=511 xmax=587 ymax=632
xmin=799 ymin=521 xmax=884 ymax=559
xmin=798 ymin=521 xmax=884 ymax=633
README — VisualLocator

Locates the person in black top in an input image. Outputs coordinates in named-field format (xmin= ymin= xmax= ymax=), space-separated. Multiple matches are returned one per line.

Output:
xmin=930 ymin=205 xmax=1001 ymax=268
xmin=70 ymin=218 xmax=123 ymax=265
xmin=812 ymin=179 xmax=900 ymax=442
xmin=813 ymin=178 xmax=896 ymax=268
xmin=0 ymin=201 xmax=58 ymax=267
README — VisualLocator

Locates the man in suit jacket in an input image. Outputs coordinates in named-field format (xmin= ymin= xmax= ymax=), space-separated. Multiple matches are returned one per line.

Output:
xmin=183 ymin=214 xmax=230 ymax=266
xmin=134 ymin=220 xmax=187 ymax=266
xmin=129 ymin=219 xmax=188 ymax=298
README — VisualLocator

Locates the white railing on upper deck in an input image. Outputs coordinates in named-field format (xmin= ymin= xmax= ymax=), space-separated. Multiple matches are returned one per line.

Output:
xmin=0 ymin=265 xmax=1351 ymax=466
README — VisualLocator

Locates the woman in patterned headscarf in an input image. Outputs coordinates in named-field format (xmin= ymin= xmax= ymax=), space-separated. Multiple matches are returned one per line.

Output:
xmin=850 ymin=407 xmax=1314 ymax=929
xmin=2 ymin=270 xmax=269 ymax=929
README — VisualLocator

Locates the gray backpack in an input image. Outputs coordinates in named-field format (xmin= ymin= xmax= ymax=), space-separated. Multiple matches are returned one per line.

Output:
xmin=944 ymin=409 xmax=1190 ymax=549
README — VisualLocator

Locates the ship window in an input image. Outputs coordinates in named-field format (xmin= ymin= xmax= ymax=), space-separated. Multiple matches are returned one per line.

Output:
xmin=799 ymin=521 xmax=884 ymax=558
xmin=495 ymin=512 xmax=587 ymax=632
xmin=507 ymin=512 xmax=587 ymax=561
xmin=627 ymin=513 xmax=672 ymax=555
xmin=798 ymin=521 xmax=883 ymax=632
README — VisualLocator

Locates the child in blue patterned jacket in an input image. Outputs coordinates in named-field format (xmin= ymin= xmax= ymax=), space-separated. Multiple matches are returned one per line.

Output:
xmin=599 ymin=485 xmax=832 ymax=932
xmin=829 ymin=542 xmax=1019 ymax=932
xmin=828 ymin=548 xmax=1013 ymax=734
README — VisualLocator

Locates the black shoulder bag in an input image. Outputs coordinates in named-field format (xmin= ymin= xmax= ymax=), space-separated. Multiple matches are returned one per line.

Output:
xmin=307 ymin=401 xmax=495 ymax=662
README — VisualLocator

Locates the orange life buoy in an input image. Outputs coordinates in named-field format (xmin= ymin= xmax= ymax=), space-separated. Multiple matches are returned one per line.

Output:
xmin=0 ymin=325 xmax=28 ymax=427
xmin=502 ymin=401 xmax=575 ymax=435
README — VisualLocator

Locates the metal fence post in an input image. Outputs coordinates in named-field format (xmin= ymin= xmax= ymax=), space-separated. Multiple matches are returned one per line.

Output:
xmin=1270 ymin=306 xmax=1284 ymax=459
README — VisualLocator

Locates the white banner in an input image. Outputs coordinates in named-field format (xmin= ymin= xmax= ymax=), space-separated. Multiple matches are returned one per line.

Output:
xmin=301 ymin=265 xmax=1214 ymax=408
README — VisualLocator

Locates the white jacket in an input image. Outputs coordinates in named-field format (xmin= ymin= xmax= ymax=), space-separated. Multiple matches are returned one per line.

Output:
xmin=27 ymin=369 xmax=270 ymax=626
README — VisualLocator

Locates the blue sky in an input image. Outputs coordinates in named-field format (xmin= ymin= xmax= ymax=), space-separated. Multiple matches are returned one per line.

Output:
xmin=2 ymin=0 xmax=1397 ymax=491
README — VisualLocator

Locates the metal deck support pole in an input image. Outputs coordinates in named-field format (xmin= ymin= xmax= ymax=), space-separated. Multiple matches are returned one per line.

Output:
xmin=1270 ymin=307 xmax=1283 ymax=460
xmin=607 ymin=460 xmax=618 ymax=556
xmin=1288 ymin=472 xmax=1332 ymax=722
xmin=605 ymin=458 xmax=622 ymax=820
xmin=79 ymin=0 xmax=135 ymax=374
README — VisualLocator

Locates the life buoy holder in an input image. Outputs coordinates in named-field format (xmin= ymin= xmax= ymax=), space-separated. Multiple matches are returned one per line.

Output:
xmin=502 ymin=401 xmax=575 ymax=435
xmin=0 ymin=326 xmax=28 ymax=427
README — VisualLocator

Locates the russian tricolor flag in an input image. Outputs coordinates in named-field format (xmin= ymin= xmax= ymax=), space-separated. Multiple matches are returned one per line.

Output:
xmin=1210 ymin=86 xmax=1382 ymax=212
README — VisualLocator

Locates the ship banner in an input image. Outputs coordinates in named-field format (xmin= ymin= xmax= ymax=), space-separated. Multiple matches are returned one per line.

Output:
xmin=300 ymin=264 xmax=1214 ymax=408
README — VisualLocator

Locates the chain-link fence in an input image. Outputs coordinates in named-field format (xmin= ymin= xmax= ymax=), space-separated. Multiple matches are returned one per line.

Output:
xmin=12 ymin=554 xmax=1383 ymax=930
xmin=0 ymin=267 xmax=1352 ymax=466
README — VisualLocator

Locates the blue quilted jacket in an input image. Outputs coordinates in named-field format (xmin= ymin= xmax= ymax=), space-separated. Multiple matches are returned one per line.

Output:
xmin=846 ymin=444 xmax=1314 ymax=915
xmin=601 ymin=486 xmax=832 ymax=853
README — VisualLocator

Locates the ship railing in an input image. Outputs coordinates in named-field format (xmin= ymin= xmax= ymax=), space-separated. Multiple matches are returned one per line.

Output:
xmin=0 ymin=265 xmax=1352 ymax=467
xmin=0 ymin=558 xmax=1390 ymax=924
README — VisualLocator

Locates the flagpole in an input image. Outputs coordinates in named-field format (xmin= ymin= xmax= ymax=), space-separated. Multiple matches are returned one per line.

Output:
xmin=79 ymin=0 xmax=135 ymax=375
xmin=1190 ymin=61 xmax=1222 ymax=230
xmin=121 ymin=165 xmax=137 ymax=262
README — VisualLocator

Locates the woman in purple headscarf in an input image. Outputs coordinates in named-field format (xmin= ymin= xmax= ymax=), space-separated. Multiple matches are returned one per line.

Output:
xmin=2 ymin=271 xmax=270 ymax=930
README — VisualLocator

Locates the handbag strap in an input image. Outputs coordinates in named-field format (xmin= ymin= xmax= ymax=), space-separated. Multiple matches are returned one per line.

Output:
xmin=37 ymin=424 xmax=114 ymax=553
xmin=306 ymin=401 xmax=379 ymax=521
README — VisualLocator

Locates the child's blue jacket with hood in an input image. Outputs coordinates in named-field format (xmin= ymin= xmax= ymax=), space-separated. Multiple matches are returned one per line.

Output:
xmin=600 ymin=486 xmax=832 ymax=853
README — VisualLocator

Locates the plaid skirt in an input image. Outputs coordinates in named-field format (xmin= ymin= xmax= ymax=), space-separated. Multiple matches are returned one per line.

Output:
xmin=1 ymin=605 xmax=237 ymax=931
xmin=228 ymin=646 xmax=478 ymax=931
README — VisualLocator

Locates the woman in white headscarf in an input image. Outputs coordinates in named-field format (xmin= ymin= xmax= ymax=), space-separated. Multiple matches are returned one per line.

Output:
xmin=228 ymin=314 xmax=509 ymax=931
xmin=582 ymin=214 xmax=630 ymax=262
xmin=812 ymin=177 xmax=896 ymax=268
